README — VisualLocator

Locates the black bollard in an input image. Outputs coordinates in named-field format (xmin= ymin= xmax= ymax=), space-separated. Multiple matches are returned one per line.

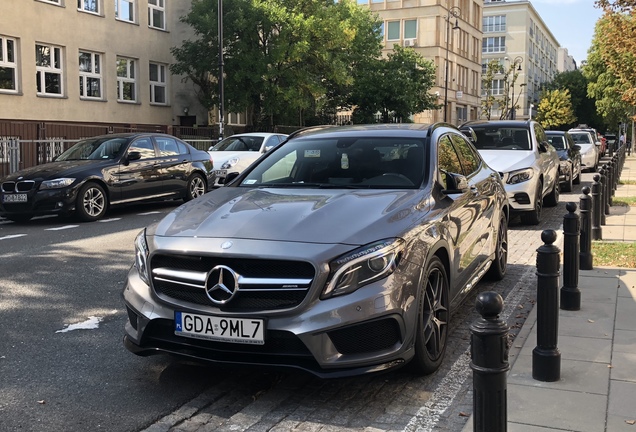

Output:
xmin=599 ymin=167 xmax=608 ymax=224
xmin=561 ymin=203 xmax=581 ymax=310
xmin=612 ymin=156 xmax=619 ymax=193
xmin=471 ymin=291 xmax=509 ymax=432
xmin=533 ymin=230 xmax=561 ymax=382
xmin=580 ymin=186 xmax=594 ymax=270
xmin=591 ymin=176 xmax=602 ymax=241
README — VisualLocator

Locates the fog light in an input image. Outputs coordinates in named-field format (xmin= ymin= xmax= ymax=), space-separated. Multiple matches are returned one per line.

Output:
xmin=56 ymin=201 xmax=64 ymax=208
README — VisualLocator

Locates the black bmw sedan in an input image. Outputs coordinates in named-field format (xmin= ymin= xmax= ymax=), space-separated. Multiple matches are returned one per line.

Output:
xmin=0 ymin=133 xmax=213 ymax=222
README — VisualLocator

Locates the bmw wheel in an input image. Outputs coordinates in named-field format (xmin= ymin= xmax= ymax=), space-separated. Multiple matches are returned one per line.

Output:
xmin=76 ymin=182 xmax=107 ymax=222
xmin=184 ymin=174 xmax=207 ymax=202
xmin=411 ymin=256 xmax=449 ymax=375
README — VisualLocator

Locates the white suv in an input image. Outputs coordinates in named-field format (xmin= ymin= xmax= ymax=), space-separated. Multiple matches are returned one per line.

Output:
xmin=460 ymin=120 xmax=560 ymax=225
xmin=568 ymin=129 xmax=599 ymax=172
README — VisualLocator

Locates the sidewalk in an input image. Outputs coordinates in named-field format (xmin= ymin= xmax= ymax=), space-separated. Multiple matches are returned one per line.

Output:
xmin=462 ymin=153 xmax=636 ymax=432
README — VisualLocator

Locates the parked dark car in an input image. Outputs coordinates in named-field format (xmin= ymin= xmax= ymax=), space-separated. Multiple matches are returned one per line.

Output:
xmin=123 ymin=123 xmax=510 ymax=378
xmin=0 ymin=133 xmax=213 ymax=222
xmin=545 ymin=130 xmax=581 ymax=192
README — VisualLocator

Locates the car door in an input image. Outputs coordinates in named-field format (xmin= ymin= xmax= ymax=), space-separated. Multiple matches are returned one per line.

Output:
xmin=116 ymin=136 xmax=165 ymax=203
xmin=438 ymin=134 xmax=486 ymax=295
xmin=154 ymin=136 xmax=191 ymax=194
xmin=533 ymin=124 xmax=558 ymax=196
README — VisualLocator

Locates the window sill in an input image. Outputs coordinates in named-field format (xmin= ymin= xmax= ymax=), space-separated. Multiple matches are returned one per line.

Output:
xmin=117 ymin=100 xmax=141 ymax=105
xmin=0 ymin=90 xmax=22 ymax=96
xmin=36 ymin=93 xmax=66 ymax=99
xmin=116 ymin=18 xmax=139 ymax=26
xmin=80 ymin=97 xmax=107 ymax=102
xmin=150 ymin=102 xmax=169 ymax=107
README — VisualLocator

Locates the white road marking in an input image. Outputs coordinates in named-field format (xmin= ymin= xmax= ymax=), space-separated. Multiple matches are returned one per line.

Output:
xmin=0 ymin=234 xmax=27 ymax=240
xmin=55 ymin=316 xmax=102 ymax=333
xmin=98 ymin=218 xmax=121 ymax=222
xmin=138 ymin=211 xmax=162 ymax=216
xmin=45 ymin=225 xmax=79 ymax=231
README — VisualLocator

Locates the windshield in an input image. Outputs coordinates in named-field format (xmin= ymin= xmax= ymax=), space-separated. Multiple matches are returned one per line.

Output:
xmin=469 ymin=126 xmax=531 ymax=150
xmin=546 ymin=134 xmax=566 ymax=150
xmin=239 ymin=136 xmax=428 ymax=189
xmin=211 ymin=136 xmax=264 ymax=152
xmin=56 ymin=137 xmax=128 ymax=161
xmin=569 ymin=132 xmax=592 ymax=144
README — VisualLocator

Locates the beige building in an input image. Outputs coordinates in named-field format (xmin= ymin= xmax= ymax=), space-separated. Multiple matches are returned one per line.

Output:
xmin=359 ymin=0 xmax=484 ymax=126
xmin=0 ymin=0 xmax=206 ymax=128
xmin=482 ymin=0 xmax=560 ymax=120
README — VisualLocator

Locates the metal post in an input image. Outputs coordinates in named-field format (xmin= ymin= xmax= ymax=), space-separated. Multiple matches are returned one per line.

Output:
xmin=470 ymin=291 xmax=509 ymax=432
xmin=591 ymin=176 xmax=602 ymax=241
xmin=532 ymin=229 xmax=561 ymax=382
xmin=561 ymin=203 xmax=580 ymax=311
xmin=599 ymin=166 xmax=608 ymax=224
xmin=580 ymin=186 xmax=594 ymax=270
xmin=218 ymin=0 xmax=224 ymax=141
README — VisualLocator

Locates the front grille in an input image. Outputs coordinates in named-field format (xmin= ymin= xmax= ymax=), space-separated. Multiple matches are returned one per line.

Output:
xmin=328 ymin=318 xmax=401 ymax=355
xmin=1 ymin=181 xmax=35 ymax=193
xmin=151 ymin=253 xmax=315 ymax=312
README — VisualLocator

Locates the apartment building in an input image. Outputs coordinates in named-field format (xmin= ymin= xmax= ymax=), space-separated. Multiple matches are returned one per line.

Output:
xmin=359 ymin=0 xmax=484 ymax=125
xmin=0 ymin=0 xmax=206 ymax=129
xmin=482 ymin=0 xmax=560 ymax=120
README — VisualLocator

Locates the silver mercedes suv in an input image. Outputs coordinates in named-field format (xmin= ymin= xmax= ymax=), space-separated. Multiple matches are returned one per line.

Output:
xmin=123 ymin=123 xmax=509 ymax=377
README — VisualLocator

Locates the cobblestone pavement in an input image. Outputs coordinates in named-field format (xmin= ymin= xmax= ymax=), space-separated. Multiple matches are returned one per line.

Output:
xmin=140 ymin=168 xmax=599 ymax=432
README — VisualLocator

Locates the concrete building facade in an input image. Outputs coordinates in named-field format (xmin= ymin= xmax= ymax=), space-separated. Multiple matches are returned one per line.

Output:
xmin=0 ymin=0 xmax=206 ymax=129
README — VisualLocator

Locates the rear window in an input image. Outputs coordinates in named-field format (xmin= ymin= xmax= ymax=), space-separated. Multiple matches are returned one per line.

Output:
xmin=570 ymin=133 xmax=591 ymax=144
xmin=547 ymin=135 xmax=566 ymax=150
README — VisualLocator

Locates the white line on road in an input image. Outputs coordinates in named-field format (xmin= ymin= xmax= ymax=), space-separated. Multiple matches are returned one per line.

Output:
xmin=98 ymin=218 xmax=122 ymax=222
xmin=0 ymin=234 xmax=27 ymax=240
xmin=137 ymin=211 xmax=162 ymax=215
xmin=45 ymin=225 xmax=79 ymax=231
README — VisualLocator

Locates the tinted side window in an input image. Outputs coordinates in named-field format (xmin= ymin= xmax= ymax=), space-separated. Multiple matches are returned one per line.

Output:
xmin=438 ymin=136 xmax=463 ymax=189
xmin=450 ymin=133 xmax=480 ymax=175
xmin=129 ymin=138 xmax=156 ymax=159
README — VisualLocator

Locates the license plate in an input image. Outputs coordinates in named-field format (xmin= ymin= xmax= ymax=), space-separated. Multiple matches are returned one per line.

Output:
xmin=2 ymin=193 xmax=27 ymax=203
xmin=214 ymin=170 xmax=227 ymax=177
xmin=175 ymin=312 xmax=264 ymax=345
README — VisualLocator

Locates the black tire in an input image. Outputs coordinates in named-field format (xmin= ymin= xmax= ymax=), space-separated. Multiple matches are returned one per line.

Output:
xmin=544 ymin=179 xmax=559 ymax=207
xmin=411 ymin=256 xmax=450 ymax=375
xmin=75 ymin=182 xmax=107 ymax=222
xmin=520 ymin=182 xmax=542 ymax=225
xmin=6 ymin=214 xmax=33 ymax=223
xmin=486 ymin=214 xmax=508 ymax=281
xmin=562 ymin=166 xmax=573 ymax=192
xmin=184 ymin=174 xmax=207 ymax=202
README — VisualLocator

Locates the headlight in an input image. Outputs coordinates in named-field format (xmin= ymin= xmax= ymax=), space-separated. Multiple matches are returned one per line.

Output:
xmin=40 ymin=178 xmax=75 ymax=189
xmin=221 ymin=157 xmax=239 ymax=169
xmin=322 ymin=238 xmax=405 ymax=299
xmin=134 ymin=229 xmax=150 ymax=285
xmin=506 ymin=168 xmax=534 ymax=185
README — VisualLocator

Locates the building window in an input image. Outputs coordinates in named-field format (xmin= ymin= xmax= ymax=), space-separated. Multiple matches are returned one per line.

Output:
xmin=0 ymin=36 xmax=18 ymax=93
xmin=149 ymin=62 xmax=167 ymax=104
xmin=116 ymin=57 xmax=136 ymax=102
xmin=404 ymin=19 xmax=417 ymax=39
xmin=483 ymin=15 xmax=506 ymax=33
xmin=148 ymin=0 xmax=165 ymax=30
xmin=78 ymin=0 xmax=99 ymax=14
xmin=116 ymin=0 xmax=135 ymax=23
xmin=482 ymin=36 xmax=505 ymax=53
xmin=491 ymin=79 xmax=504 ymax=95
xmin=79 ymin=51 xmax=102 ymax=99
xmin=36 ymin=43 xmax=63 ymax=96
xmin=387 ymin=21 xmax=400 ymax=41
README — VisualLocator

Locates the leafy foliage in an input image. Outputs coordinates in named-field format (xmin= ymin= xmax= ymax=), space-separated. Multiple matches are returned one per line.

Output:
xmin=540 ymin=70 xmax=602 ymax=129
xmin=536 ymin=89 xmax=576 ymax=129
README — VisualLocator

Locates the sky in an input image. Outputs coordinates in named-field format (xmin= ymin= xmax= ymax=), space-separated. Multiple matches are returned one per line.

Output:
xmin=531 ymin=0 xmax=604 ymax=66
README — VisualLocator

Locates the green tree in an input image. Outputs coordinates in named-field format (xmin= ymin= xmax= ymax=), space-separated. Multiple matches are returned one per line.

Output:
xmin=541 ymin=70 xmax=602 ymax=129
xmin=480 ymin=60 xmax=501 ymax=120
xmin=170 ymin=0 xmax=382 ymax=127
xmin=350 ymin=45 xmax=439 ymax=123
xmin=536 ymin=89 xmax=577 ymax=129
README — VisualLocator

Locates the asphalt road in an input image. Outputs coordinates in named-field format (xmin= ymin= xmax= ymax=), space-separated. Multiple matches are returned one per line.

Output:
xmin=0 ymin=168 xmax=597 ymax=432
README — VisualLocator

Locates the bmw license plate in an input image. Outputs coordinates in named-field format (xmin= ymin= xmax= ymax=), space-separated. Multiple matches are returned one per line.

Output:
xmin=175 ymin=311 xmax=264 ymax=345
xmin=2 ymin=193 xmax=27 ymax=203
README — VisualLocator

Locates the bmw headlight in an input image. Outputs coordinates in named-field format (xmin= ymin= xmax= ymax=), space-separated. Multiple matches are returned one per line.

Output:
xmin=507 ymin=168 xmax=534 ymax=185
xmin=40 ymin=178 xmax=75 ymax=189
xmin=134 ymin=229 xmax=150 ymax=285
xmin=221 ymin=157 xmax=240 ymax=169
xmin=322 ymin=238 xmax=405 ymax=299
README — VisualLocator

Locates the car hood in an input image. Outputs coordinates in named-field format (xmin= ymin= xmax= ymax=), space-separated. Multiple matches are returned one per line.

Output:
xmin=477 ymin=150 xmax=537 ymax=173
xmin=208 ymin=151 xmax=261 ymax=165
xmin=2 ymin=160 xmax=106 ymax=181
xmin=149 ymin=187 xmax=426 ymax=245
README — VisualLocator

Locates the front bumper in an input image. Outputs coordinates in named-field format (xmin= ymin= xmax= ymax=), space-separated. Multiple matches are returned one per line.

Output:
xmin=0 ymin=187 xmax=78 ymax=218
xmin=122 ymin=248 xmax=421 ymax=378
xmin=501 ymin=176 xmax=541 ymax=212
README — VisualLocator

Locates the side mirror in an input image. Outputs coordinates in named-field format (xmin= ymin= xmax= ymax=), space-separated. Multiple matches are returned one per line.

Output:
xmin=443 ymin=172 xmax=469 ymax=194
xmin=127 ymin=151 xmax=142 ymax=161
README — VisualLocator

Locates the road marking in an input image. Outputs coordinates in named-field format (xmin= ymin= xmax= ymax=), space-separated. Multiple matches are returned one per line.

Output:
xmin=45 ymin=225 xmax=79 ymax=231
xmin=138 ymin=211 xmax=162 ymax=215
xmin=56 ymin=316 xmax=102 ymax=333
xmin=403 ymin=229 xmax=564 ymax=432
xmin=0 ymin=234 xmax=27 ymax=240
xmin=98 ymin=218 xmax=122 ymax=222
